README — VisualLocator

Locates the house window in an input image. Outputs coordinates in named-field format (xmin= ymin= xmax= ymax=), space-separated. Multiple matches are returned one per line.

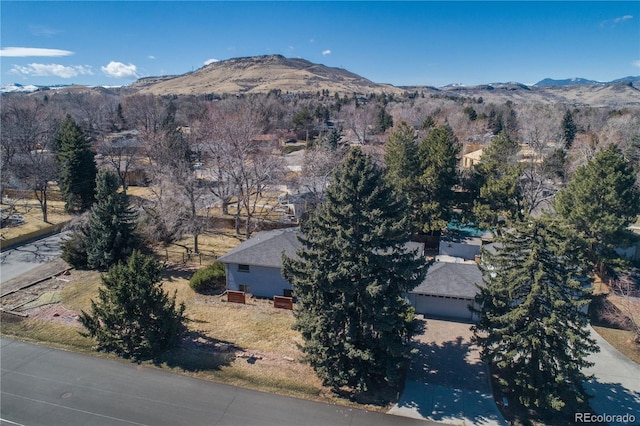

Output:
xmin=283 ymin=289 xmax=294 ymax=298
xmin=238 ymin=264 xmax=250 ymax=272
xmin=239 ymin=284 xmax=251 ymax=293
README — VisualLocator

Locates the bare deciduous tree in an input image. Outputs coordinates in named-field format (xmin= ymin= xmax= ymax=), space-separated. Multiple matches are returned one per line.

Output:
xmin=299 ymin=143 xmax=346 ymax=206
xmin=97 ymin=131 xmax=142 ymax=194
xmin=121 ymin=94 xmax=168 ymax=145
xmin=601 ymin=268 xmax=640 ymax=345
xmin=140 ymin=106 xmax=207 ymax=252
xmin=518 ymin=115 xmax=566 ymax=215
xmin=339 ymin=100 xmax=379 ymax=145
xmin=1 ymin=97 xmax=58 ymax=223
xmin=199 ymin=99 xmax=285 ymax=237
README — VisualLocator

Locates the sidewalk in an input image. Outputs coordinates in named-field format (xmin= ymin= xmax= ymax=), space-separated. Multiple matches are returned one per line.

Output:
xmin=584 ymin=326 xmax=640 ymax=425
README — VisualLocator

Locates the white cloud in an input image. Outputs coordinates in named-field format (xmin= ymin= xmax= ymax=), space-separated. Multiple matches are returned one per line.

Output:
xmin=9 ymin=63 xmax=93 ymax=78
xmin=322 ymin=49 xmax=331 ymax=56
xmin=101 ymin=61 xmax=139 ymax=78
xmin=633 ymin=60 xmax=640 ymax=68
xmin=601 ymin=15 xmax=633 ymax=27
xmin=148 ymin=55 xmax=156 ymax=60
xmin=614 ymin=15 xmax=633 ymax=24
xmin=204 ymin=58 xmax=219 ymax=65
xmin=0 ymin=47 xmax=74 ymax=57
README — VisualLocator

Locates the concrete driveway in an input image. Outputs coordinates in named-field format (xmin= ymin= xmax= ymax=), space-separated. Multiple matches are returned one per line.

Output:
xmin=584 ymin=326 xmax=640 ymax=425
xmin=389 ymin=318 xmax=507 ymax=426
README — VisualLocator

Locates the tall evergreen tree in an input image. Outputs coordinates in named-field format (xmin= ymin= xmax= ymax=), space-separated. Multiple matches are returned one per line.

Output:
xmin=321 ymin=128 xmax=341 ymax=150
xmin=56 ymin=115 xmax=97 ymax=212
xmin=376 ymin=105 xmax=394 ymax=133
xmin=472 ymin=131 xmax=524 ymax=228
xmin=384 ymin=122 xmax=421 ymax=232
xmin=554 ymin=144 xmax=640 ymax=273
xmin=416 ymin=125 xmax=460 ymax=233
xmin=80 ymin=250 xmax=186 ymax=359
xmin=384 ymin=123 xmax=459 ymax=235
xmin=86 ymin=170 xmax=139 ymax=271
xmin=561 ymin=110 xmax=577 ymax=149
xmin=473 ymin=218 xmax=598 ymax=412
xmin=283 ymin=148 xmax=428 ymax=393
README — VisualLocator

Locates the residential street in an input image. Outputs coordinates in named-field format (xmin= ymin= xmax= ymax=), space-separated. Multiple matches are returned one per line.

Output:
xmin=0 ymin=338 xmax=435 ymax=426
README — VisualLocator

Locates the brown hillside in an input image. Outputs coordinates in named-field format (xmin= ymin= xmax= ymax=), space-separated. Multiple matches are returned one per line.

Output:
xmin=133 ymin=54 xmax=404 ymax=96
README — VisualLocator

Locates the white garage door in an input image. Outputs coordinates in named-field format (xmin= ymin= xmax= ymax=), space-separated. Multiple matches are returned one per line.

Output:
xmin=413 ymin=294 xmax=474 ymax=321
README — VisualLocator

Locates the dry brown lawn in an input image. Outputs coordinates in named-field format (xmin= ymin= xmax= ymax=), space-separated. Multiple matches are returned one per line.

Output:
xmin=1 ymin=263 xmax=331 ymax=403
xmin=592 ymin=326 xmax=640 ymax=364
xmin=0 ymin=199 xmax=71 ymax=241
xmin=590 ymin=278 xmax=640 ymax=364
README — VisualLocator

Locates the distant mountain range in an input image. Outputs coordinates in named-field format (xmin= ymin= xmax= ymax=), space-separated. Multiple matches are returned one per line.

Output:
xmin=534 ymin=76 xmax=640 ymax=87
xmin=2 ymin=56 xmax=639 ymax=107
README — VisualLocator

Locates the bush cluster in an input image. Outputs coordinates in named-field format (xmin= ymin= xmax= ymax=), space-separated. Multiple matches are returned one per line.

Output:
xmin=189 ymin=261 xmax=226 ymax=293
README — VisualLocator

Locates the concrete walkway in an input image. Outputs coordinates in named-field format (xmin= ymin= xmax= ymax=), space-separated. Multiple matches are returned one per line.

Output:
xmin=584 ymin=326 xmax=640 ymax=425
xmin=389 ymin=318 xmax=507 ymax=425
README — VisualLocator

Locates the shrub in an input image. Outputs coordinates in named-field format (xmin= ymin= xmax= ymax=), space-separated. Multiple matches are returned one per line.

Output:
xmin=189 ymin=261 xmax=226 ymax=293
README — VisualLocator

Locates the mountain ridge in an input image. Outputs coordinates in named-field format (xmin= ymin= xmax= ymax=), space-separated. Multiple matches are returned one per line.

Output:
xmin=534 ymin=76 xmax=640 ymax=87
xmin=133 ymin=54 xmax=403 ymax=96
xmin=2 ymin=56 xmax=639 ymax=107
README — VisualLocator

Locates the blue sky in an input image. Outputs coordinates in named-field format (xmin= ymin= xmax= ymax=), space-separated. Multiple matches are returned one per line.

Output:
xmin=1 ymin=1 xmax=638 ymax=87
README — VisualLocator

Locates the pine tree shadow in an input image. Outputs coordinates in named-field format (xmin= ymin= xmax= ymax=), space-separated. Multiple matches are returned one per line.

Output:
xmin=154 ymin=329 xmax=238 ymax=372
xmin=409 ymin=334 xmax=487 ymax=392
xmin=585 ymin=379 xmax=640 ymax=424
xmin=160 ymin=263 xmax=195 ymax=282
xmin=394 ymin=319 xmax=504 ymax=424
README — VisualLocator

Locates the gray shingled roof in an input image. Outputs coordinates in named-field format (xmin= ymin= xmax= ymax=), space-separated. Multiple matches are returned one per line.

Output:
xmin=218 ymin=228 xmax=426 ymax=269
xmin=217 ymin=228 xmax=302 ymax=268
xmin=411 ymin=261 xmax=484 ymax=299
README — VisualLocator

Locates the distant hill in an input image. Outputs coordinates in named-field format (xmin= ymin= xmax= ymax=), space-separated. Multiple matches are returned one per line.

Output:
xmin=133 ymin=54 xmax=403 ymax=96
xmin=610 ymin=76 xmax=640 ymax=84
xmin=535 ymin=76 xmax=640 ymax=87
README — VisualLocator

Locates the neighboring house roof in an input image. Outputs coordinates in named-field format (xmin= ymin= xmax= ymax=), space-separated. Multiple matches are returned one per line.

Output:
xmin=217 ymin=227 xmax=301 ymax=268
xmin=462 ymin=148 xmax=483 ymax=167
xmin=411 ymin=261 xmax=484 ymax=300
xmin=440 ymin=234 xmax=483 ymax=246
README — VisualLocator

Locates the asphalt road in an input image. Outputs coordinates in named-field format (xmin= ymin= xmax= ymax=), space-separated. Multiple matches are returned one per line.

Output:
xmin=0 ymin=338 xmax=434 ymax=426
xmin=0 ymin=232 xmax=67 ymax=282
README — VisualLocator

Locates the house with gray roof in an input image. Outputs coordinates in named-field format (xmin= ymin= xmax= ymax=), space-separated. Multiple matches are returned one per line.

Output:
xmin=218 ymin=228 xmax=485 ymax=321
xmin=217 ymin=228 xmax=301 ymax=298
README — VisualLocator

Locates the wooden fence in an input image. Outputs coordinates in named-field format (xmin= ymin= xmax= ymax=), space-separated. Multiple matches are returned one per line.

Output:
xmin=161 ymin=249 xmax=217 ymax=266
